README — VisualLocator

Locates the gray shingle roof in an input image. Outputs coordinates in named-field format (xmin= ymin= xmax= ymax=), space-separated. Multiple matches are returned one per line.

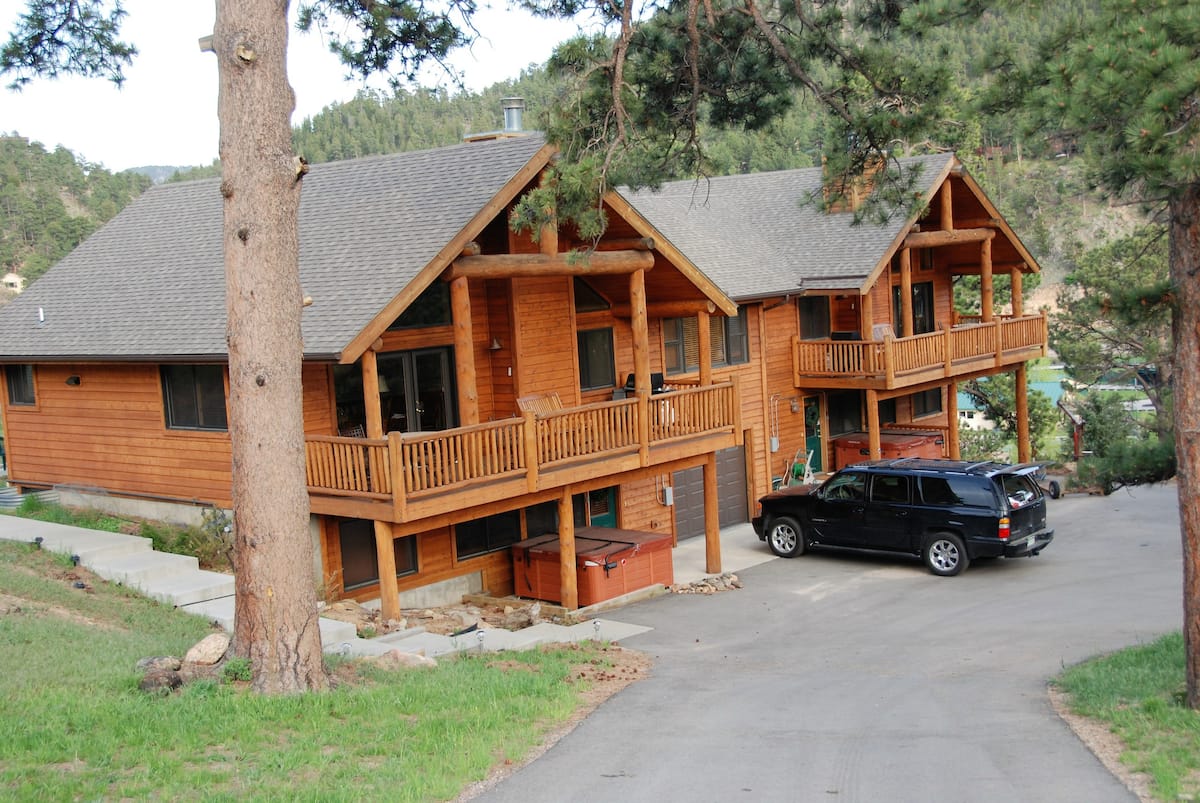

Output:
xmin=623 ymin=153 xmax=954 ymax=300
xmin=0 ymin=136 xmax=549 ymax=362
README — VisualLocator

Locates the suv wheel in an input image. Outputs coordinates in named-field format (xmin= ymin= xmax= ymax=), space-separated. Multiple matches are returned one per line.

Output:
xmin=923 ymin=532 xmax=969 ymax=576
xmin=767 ymin=516 xmax=806 ymax=558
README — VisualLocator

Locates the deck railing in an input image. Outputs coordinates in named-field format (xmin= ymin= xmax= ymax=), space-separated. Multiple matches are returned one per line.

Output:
xmin=793 ymin=313 xmax=1047 ymax=387
xmin=306 ymin=381 xmax=738 ymax=506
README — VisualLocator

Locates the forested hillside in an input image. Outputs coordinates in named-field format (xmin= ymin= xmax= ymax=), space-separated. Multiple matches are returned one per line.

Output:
xmin=3 ymin=0 xmax=1140 ymax=298
xmin=0 ymin=135 xmax=150 ymax=297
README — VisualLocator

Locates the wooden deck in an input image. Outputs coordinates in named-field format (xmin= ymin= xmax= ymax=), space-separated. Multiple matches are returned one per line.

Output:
xmin=305 ymin=381 xmax=740 ymax=523
xmin=791 ymin=314 xmax=1047 ymax=390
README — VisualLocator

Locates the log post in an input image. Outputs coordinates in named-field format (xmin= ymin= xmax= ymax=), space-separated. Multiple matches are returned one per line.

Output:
xmin=630 ymin=269 xmax=650 ymax=394
xmin=943 ymin=323 xmax=954 ymax=377
xmin=450 ymin=276 xmax=479 ymax=426
xmin=523 ymin=409 xmax=539 ymax=492
xmin=947 ymin=382 xmax=960 ymax=460
xmin=698 ymin=309 xmax=712 ymax=385
xmin=373 ymin=520 xmax=400 ymax=621
xmin=703 ymin=453 xmax=722 ymax=574
xmin=389 ymin=431 xmax=406 ymax=522
xmin=884 ymin=336 xmax=896 ymax=387
xmin=860 ymin=290 xmax=874 ymax=340
xmin=940 ymin=179 xmax=953 ymax=232
xmin=1015 ymin=364 xmax=1031 ymax=463
xmin=1011 ymin=269 xmax=1024 ymax=317
xmin=558 ymin=490 xmax=578 ymax=611
xmin=361 ymin=348 xmax=384 ymax=439
xmin=980 ymin=235 xmax=994 ymax=323
xmin=900 ymin=247 xmax=913 ymax=338
xmin=866 ymin=388 xmax=881 ymax=460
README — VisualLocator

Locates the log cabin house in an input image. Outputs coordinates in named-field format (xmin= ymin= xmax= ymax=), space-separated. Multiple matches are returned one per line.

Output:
xmin=0 ymin=138 xmax=1045 ymax=618
xmin=624 ymin=152 xmax=1046 ymax=499
xmin=0 ymin=135 xmax=744 ymax=618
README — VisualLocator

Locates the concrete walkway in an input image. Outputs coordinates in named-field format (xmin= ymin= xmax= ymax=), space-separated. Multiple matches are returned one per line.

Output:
xmin=0 ymin=512 xmax=775 ymax=659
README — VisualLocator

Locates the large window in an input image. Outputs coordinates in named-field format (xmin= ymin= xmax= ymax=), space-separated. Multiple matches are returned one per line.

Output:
xmin=390 ymin=282 xmax=451 ymax=329
xmin=456 ymin=509 xmax=522 ymax=559
xmin=827 ymin=391 xmax=863 ymax=437
xmin=798 ymin=297 xmax=831 ymax=340
xmin=912 ymin=388 xmax=943 ymax=418
xmin=892 ymin=281 xmax=936 ymax=336
xmin=456 ymin=495 xmax=593 ymax=560
xmin=161 ymin=365 xmax=227 ymax=431
xmin=577 ymin=328 xmax=616 ymax=390
xmin=664 ymin=308 xmax=749 ymax=374
xmin=338 ymin=519 xmax=417 ymax=589
xmin=5 ymin=365 xmax=34 ymax=406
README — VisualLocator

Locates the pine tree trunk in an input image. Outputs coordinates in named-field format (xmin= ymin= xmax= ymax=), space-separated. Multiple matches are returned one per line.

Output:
xmin=1171 ymin=187 xmax=1200 ymax=709
xmin=215 ymin=0 xmax=328 ymax=693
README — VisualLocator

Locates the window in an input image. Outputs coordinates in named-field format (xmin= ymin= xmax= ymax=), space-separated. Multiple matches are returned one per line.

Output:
xmin=878 ymin=398 xmax=897 ymax=425
xmin=912 ymin=388 xmax=943 ymax=418
xmin=5 ymin=365 xmax=34 ymax=406
xmin=892 ymin=281 xmax=935 ymax=336
xmin=870 ymin=474 xmax=910 ymax=504
xmin=578 ymin=328 xmax=616 ymax=390
xmin=574 ymin=278 xmax=610 ymax=312
xmin=338 ymin=519 xmax=417 ymax=589
xmin=161 ymin=365 xmax=227 ymax=431
xmin=456 ymin=510 xmax=522 ymax=559
xmin=390 ymin=283 xmax=451 ymax=329
xmin=798 ymin=297 xmax=831 ymax=340
xmin=920 ymin=476 xmax=994 ymax=507
xmin=823 ymin=471 xmax=867 ymax=501
xmin=827 ymin=391 xmax=863 ymax=437
xmin=664 ymin=308 xmax=749 ymax=374
xmin=457 ymin=495 xmax=592 ymax=559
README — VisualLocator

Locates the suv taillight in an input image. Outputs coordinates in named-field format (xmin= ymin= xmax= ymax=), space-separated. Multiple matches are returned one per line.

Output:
xmin=998 ymin=516 xmax=1011 ymax=540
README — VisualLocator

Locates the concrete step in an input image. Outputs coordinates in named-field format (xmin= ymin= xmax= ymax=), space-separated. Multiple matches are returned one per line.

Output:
xmin=92 ymin=550 xmax=199 ymax=590
xmin=142 ymin=569 xmax=235 ymax=607
xmin=181 ymin=595 xmax=234 ymax=631
xmin=0 ymin=520 xmax=153 ymax=564
xmin=318 ymin=616 xmax=358 ymax=648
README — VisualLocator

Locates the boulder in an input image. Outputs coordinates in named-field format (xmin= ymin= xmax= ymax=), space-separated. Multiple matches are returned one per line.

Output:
xmin=185 ymin=633 xmax=231 ymax=665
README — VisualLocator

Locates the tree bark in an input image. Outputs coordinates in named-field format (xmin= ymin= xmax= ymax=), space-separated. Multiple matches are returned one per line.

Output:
xmin=1171 ymin=188 xmax=1200 ymax=709
xmin=216 ymin=0 xmax=328 ymax=693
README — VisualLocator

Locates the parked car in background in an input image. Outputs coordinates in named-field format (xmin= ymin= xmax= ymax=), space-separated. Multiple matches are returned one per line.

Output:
xmin=753 ymin=458 xmax=1054 ymax=576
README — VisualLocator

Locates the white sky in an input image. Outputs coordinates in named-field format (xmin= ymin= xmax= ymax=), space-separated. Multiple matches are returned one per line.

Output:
xmin=0 ymin=0 xmax=585 ymax=171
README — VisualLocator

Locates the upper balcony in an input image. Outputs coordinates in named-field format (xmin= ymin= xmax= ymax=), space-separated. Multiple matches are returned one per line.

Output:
xmin=791 ymin=313 xmax=1047 ymax=391
xmin=304 ymin=381 xmax=740 ymax=524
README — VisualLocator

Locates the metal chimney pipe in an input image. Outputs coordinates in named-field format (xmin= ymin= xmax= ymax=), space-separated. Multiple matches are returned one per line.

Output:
xmin=501 ymin=97 xmax=525 ymax=133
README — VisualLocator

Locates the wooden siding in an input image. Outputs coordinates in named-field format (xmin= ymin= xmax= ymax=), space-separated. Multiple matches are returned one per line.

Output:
xmin=512 ymin=275 xmax=578 ymax=401
xmin=3 ymin=363 xmax=235 ymax=506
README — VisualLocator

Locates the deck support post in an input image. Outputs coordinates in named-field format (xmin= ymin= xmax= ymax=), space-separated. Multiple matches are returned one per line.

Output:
xmin=900 ymin=247 xmax=913 ymax=338
xmin=450 ymin=276 xmax=480 ymax=426
xmin=980 ymin=235 xmax=995 ymax=323
xmin=557 ymin=490 xmax=578 ymax=610
xmin=866 ymin=388 xmax=881 ymax=460
xmin=361 ymin=348 xmax=384 ymax=439
xmin=1015 ymin=364 xmax=1031 ymax=463
xmin=947 ymin=382 xmax=960 ymax=459
xmin=703 ymin=453 xmax=722 ymax=574
xmin=373 ymin=520 xmax=401 ymax=621
xmin=698 ymin=309 xmax=712 ymax=385
xmin=1011 ymin=269 xmax=1023 ymax=317
xmin=860 ymin=289 xmax=875 ymax=340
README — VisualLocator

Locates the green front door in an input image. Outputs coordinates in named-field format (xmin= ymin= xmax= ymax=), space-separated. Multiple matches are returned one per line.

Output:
xmin=804 ymin=397 xmax=823 ymax=472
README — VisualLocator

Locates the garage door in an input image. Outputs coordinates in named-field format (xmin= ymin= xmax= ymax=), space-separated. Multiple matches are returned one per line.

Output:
xmin=672 ymin=446 xmax=748 ymax=541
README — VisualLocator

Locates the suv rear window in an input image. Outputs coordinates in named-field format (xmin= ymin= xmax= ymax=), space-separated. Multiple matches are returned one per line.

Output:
xmin=919 ymin=475 xmax=995 ymax=507
xmin=999 ymin=473 xmax=1042 ymax=509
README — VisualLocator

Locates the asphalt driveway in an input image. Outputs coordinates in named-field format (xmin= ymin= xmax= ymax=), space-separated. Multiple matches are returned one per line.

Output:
xmin=475 ymin=483 xmax=1182 ymax=803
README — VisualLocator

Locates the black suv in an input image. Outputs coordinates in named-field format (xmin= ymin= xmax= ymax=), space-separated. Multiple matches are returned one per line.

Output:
xmin=752 ymin=458 xmax=1054 ymax=576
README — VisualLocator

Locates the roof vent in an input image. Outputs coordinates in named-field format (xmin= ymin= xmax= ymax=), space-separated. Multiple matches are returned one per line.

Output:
xmin=502 ymin=97 xmax=525 ymax=133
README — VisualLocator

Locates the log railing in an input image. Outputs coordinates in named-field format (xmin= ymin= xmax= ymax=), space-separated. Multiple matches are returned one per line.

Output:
xmin=793 ymin=313 xmax=1046 ymax=387
xmin=305 ymin=435 xmax=392 ymax=498
xmin=306 ymin=381 xmax=737 ymax=504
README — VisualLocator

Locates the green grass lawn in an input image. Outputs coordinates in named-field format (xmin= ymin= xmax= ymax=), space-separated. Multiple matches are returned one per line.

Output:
xmin=0 ymin=540 xmax=629 ymax=801
xmin=1056 ymin=633 xmax=1200 ymax=801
